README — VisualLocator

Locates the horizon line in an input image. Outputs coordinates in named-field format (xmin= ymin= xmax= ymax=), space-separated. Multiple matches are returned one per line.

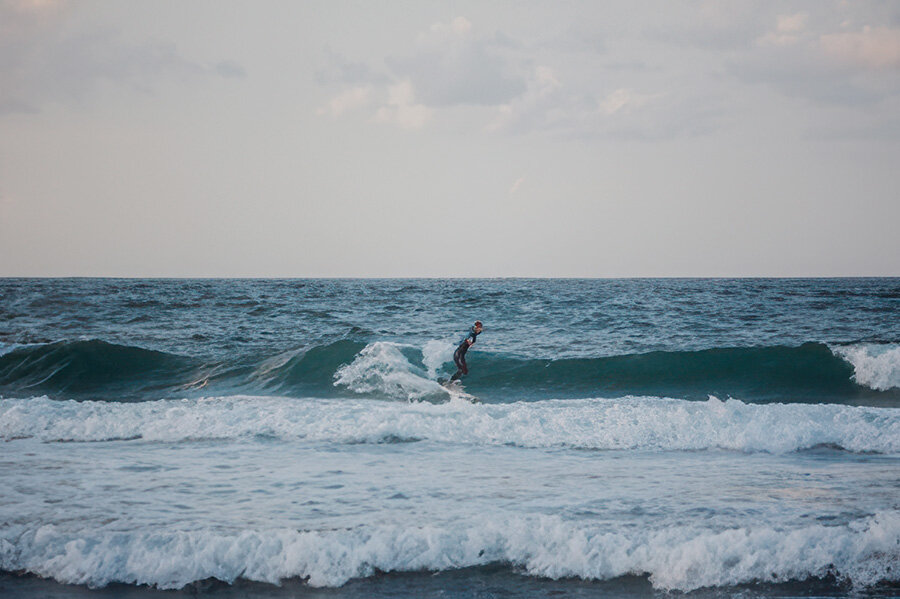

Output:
xmin=2 ymin=275 xmax=899 ymax=280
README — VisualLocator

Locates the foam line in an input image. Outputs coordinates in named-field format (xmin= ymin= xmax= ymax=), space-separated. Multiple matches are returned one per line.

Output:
xmin=1 ymin=512 xmax=897 ymax=590
xmin=1 ymin=395 xmax=897 ymax=454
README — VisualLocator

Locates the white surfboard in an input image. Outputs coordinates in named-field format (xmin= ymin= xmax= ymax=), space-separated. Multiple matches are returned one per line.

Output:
xmin=439 ymin=379 xmax=478 ymax=403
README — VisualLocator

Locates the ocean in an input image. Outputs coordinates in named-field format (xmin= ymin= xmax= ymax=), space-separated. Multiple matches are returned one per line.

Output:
xmin=0 ymin=278 xmax=898 ymax=598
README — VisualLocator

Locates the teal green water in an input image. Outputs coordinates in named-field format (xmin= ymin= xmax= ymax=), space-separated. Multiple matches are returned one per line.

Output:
xmin=1 ymin=278 xmax=899 ymax=403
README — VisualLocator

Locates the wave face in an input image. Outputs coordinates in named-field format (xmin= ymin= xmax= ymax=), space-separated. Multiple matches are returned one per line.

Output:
xmin=0 ymin=340 xmax=199 ymax=400
xmin=1 ymin=338 xmax=899 ymax=405
xmin=2 ymin=512 xmax=897 ymax=590
xmin=2 ymin=395 xmax=897 ymax=453
xmin=431 ymin=342 xmax=900 ymax=404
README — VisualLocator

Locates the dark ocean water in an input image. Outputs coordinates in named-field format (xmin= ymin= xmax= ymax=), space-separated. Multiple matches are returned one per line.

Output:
xmin=0 ymin=278 xmax=898 ymax=598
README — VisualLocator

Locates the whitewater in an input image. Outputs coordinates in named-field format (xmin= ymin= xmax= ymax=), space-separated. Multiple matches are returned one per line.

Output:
xmin=1 ymin=278 xmax=899 ymax=598
xmin=2 ymin=395 xmax=899 ymax=453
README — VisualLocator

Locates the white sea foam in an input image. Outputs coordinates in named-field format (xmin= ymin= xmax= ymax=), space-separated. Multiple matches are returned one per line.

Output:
xmin=421 ymin=339 xmax=455 ymax=378
xmin=1 ymin=511 xmax=897 ymax=590
xmin=1 ymin=395 xmax=897 ymax=453
xmin=333 ymin=341 xmax=444 ymax=400
xmin=832 ymin=343 xmax=900 ymax=391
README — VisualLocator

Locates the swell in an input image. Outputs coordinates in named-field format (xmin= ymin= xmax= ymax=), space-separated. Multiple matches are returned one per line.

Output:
xmin=0 ymin=340 xmax=199 ymax=400
xmin=466 ymin=342 xmax=890 ymax=403
xmin=0 ymin=339 xmax=898 ymax=404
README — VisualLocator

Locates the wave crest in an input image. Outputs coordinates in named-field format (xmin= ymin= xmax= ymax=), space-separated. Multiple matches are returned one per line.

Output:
xmin=832 ymin=344 xmax=900 ymax=391
xmin=333 ymin=342 xmax=443 ymax=400
xmin=2 ymin=512 xmax=897 ymax=590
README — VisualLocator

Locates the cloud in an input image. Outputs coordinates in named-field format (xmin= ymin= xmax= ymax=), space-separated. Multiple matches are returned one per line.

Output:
xmin=373 ymin=80 xmax=431 ymax=129
xmin=488 ymin=65 xmax=717 ymax=140
xmin=385 ymin=16 xmax=527 ymax=107
xmin=424 ymin=15 xmax=472 ymax=38
xmin=649 ymin=1 xmax=770 ymax=51
xmin=316 ymin=81 xmax=431 ymax=129
xmin=757 ymin=13 xmax=808 ymax=47
xmin=539 ymin=25 xmax=605 ymax=54
xmin=214 ymin=60 xmax=246 ymax=79
xmin=317 ymin=86 xmax=373 ymax=117
xmin=486 ymin=66 xmax=563 ymax=133
xmin=597 ymin=88 xmax=656 ymax=115
xmin=820 ymin=26 xmax=900 ymax=69
xmin=731 ymin=17 xmax=900 ymax=108
xmin=0 ymin=0 xmax=244 ymax=115
xmin=319 ymin=16 xmax=708 ymax=138
xmin=317 ymin=16 xmax=527 ymax=130
xmin=315 ymin=48 xmax=389 ymax=87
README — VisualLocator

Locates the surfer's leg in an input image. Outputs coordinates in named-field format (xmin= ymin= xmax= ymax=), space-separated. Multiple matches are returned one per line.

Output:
xmin=450 ymin=350 xmax=467 ymax=381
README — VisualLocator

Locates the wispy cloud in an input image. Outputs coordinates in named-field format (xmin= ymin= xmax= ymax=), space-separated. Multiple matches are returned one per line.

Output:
xmin=373 ymin=80 xmax=432 ymax=129
xmin=730 ymin=17 xmax=900 ymax=109
xmin=756 ymin=13 xmax=808 ymax=47
xmin=317 ymin=16 xmax=714 ymax=140
xmin=317 ymin=86 xmax=373 ymax=117
xmin=316 ymin=5 xmax=900 ymax=140
xmin=820 ymin=26 xmax=900 ymax=69
xmin=317 ymin=16 xmax=527 ymax=131
xmin=386 ymin=16 xmax=526 ymax=107
xmin=0 ymin=0 xmax=244 ymax=115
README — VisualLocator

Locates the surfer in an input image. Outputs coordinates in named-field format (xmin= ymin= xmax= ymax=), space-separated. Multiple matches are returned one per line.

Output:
xmin=449 ymin=320 xmax=482 ymax=382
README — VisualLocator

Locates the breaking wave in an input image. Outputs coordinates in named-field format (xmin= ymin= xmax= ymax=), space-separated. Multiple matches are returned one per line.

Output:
xmin=1 ymin=395 xmax=897 ymax=454
xmin=832 ymin=343 xmax=900 ymax=391
xmin=1 ymin=512 xmax=897 ymax=590
xmin=2 ymin=339 xmax=900 ymax=404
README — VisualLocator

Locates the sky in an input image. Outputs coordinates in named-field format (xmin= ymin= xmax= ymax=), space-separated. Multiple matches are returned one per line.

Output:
xmin=0 ymin=0 xmax=898 ymax=277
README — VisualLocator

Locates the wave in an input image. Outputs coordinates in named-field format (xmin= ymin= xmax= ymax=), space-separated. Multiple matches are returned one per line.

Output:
xmin=832 ymin=344 xmax=900 ymax=391
xmin=1 ymin=511 xmax=897 ymax=590
xmin=251 ymin=339 xmax=367 ymax=392
xmin=1 ymin=339 xmax=899 ymax=404
xmin=462 ymin=342 xmax=899 ymax=403
xmin=276 ymin=339 xmax=900 ymax=404
xmin=0 ymin=340 xmax=198 ymax=400
xmin=2 ymin=395 xmax=897 ymax=453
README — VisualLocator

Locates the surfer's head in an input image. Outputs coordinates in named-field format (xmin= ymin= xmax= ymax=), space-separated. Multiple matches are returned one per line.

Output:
xmin=474 ymin=320 xmax=483 ymax=332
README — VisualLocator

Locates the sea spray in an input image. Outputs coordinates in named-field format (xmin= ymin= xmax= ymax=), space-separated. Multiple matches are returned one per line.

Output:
xmin=832 ymin=343 xmax=900 ymax=391
xmin=332 ymin=342 xmax=444 ymax=400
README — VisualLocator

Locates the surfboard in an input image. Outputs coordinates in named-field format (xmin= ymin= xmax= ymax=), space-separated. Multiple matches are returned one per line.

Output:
xmin=438 ymin=378 xmax=478 ymax=403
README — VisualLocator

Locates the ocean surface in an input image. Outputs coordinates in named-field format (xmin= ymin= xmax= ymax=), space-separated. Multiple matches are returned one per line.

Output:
xmin=0 ymin=278 xmax=898 ymax=598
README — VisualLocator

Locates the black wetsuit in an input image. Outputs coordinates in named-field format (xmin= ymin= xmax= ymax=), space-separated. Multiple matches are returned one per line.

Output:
xmin=450 ymin=327 xmax=479 ymax=381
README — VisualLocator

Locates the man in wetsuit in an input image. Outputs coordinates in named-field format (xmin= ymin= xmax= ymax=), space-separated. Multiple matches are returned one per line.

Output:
xmin=450 ymin=320 xmax=483 ymax=382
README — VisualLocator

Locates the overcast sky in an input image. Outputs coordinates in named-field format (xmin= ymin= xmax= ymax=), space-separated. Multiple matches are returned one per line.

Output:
xmin=1 ymin=0 xmax=898 ymax=277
